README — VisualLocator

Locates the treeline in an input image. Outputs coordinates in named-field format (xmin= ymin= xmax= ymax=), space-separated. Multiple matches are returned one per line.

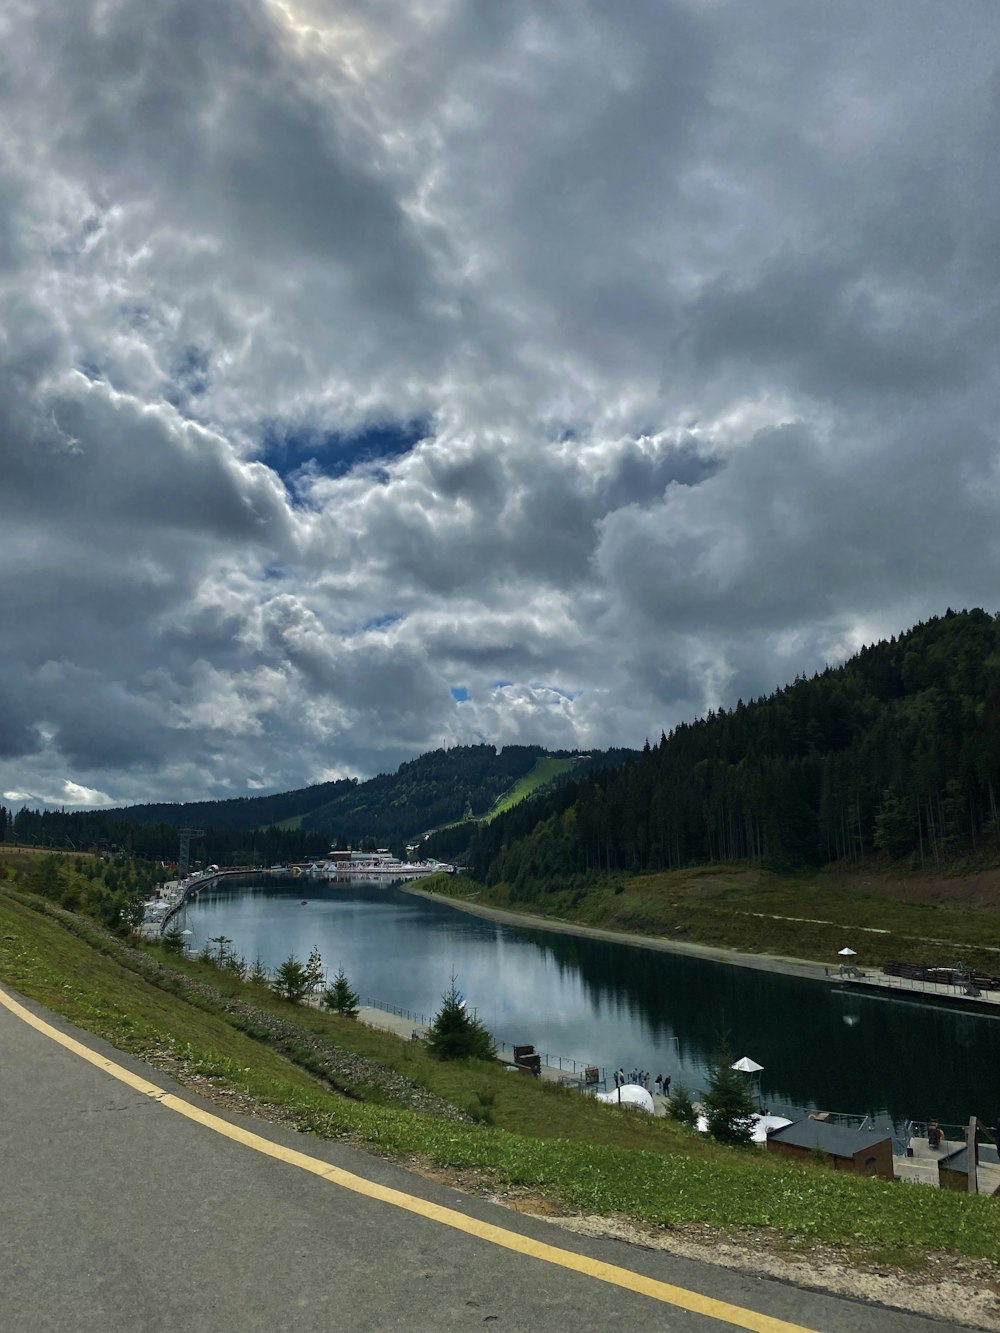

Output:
xmin=435 ymin=610 xmax=1000 ymax=897
xmin=96 ymin=778 xmax=358 ymax=832
xmin=298 ymin=744 xmax=558 ymax=843
xmin=1 ymin=853 xmax=162 ymax=933
xmin=92 ymin=745 xmax=552 ymax=844
xmin=2 ymin=745 xmax=589 ymax=863
xmin=4 ymin=809 xmax=329 ymax=867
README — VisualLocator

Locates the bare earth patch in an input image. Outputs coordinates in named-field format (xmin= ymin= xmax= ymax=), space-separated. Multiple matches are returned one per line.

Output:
xmin=543 ymin=1213 xmax=1000 ymax=1331
xmin=825 ymin=866 xmax=1000 ymax=909
xmin=382 ymin=1161 xmax=1000 ymax=1331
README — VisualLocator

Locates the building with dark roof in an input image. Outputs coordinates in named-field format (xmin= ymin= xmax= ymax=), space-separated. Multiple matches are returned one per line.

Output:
xmin=765 ymin=1117 xmax=894 ymax=1181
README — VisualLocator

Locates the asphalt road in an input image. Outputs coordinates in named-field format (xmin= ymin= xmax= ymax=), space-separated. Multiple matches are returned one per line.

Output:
xmin=0 ymin=986 xmax=961 ymax=1333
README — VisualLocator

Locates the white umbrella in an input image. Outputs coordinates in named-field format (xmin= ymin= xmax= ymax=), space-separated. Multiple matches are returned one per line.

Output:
xmin=731 ymin=1056 xmax=763 ymax=1073
xmin=838 ymin=947 xmax=857 ymax=956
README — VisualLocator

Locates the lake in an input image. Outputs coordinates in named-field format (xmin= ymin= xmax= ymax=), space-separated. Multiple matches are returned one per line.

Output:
xmin=181 ymin=877 xmax=1000 ymax=1138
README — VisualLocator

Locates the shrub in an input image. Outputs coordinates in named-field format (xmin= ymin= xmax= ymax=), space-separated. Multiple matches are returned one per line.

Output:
xmin=272 ymin=955 xmax=315 ymax=1004
xmin=666 ymin=1082 xmax=699 ymax=1129
xmin=702 ymin=1054 xmax=757 ymax=1147
xmin=322 ymin=967 xmax=360 ymax=1018
xmin=425 ymin=979 xmax=496 ymax=1062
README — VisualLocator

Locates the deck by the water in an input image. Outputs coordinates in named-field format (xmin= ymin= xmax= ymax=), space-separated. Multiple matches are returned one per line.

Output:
xmin=835 ymin=970 xmax=1000 ymax=1014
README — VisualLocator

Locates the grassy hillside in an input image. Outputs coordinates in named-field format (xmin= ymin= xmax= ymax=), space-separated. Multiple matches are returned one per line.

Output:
xmin=482 ymin=756 xmax=584 ymax=822
xmin=3 ymin=855 xmax=1000 ymax=1276
xmin=427 ymin=862 xmax=1000 ymax=977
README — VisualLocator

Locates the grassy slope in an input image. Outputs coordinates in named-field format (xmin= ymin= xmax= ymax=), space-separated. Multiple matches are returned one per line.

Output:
xmin=272 ymin=815 xmax=303 ymax=831
xmin=272 ymin=756 xmax=584 ymax=844
xmin=482 ymin=756 xmax=582 ymax=822
xmin=2 ymin=870 xmax=1000 ymax=1267
xmin=444 ymin=864 xmax=1000 ymax=976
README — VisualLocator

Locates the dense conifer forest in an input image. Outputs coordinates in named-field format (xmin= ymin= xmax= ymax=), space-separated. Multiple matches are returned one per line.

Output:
xmin=1 ymin=745 xmax=623 ymax=863
xmin=5 ymin=612 xmax=999 ymax=883
xmin=423 ymin=610 xmax=1000 ymax=896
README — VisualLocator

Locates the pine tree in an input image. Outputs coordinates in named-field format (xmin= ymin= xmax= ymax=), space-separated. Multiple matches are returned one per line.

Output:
xmin=209 ymin=935 xmax=233 ymax=965
xmin=223 ymin=952 xmax=248 ymax=980
xmin=873 ymin=788 xmax=916 ymax=858
xmin=248 ymin=955 xmax=270 ymax=986
xmin=702 ymin=1055 xmax=758 ymax=1147
xmin=425 ymin=978 xmax=496 ymax=1062
xmin=322 ymin=967 xmax=360 ymax=1018
xmin=161 ymin=925 xmax=186 ymax=954
xmin=272 ymin=955 xmax=314 ymax=1004
xmin=665 ymin=1083 xmax=699 ymax=1129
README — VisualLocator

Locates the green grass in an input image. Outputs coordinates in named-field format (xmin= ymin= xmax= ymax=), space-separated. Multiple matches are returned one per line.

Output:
xmin=148 ymin=942 xmax=720 ymax=1153
xmin=466 ymin=864 xmax=1000 ymax=976
xmin=0 ymin=891 xmax=328 ymax=1108
xmin=415 ymin=756 xmax=584 ymax=842
xmin=483 ymin=757 xmax=583 ymax=822
xmin=4 ymin=874 xmax=1000 ymax=1268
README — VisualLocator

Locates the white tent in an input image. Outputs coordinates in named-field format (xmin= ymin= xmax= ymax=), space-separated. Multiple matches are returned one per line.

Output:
xmin=696 ymin=1113 xmax=791 ymax=1142
xmin=595 ymin=1085 xmax=655 ymax=1114
xmin=838 ymin=947 xmax=857 ymax=956
xmin=731 ymin=1056 xmax=763 ymax=1073
xmin=751 ymin=1114 xmax=791 ymax=1143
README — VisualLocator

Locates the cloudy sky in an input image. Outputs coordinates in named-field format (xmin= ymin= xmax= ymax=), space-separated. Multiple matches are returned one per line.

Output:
xmin=2 ymin=1 xmax=999 ymax=808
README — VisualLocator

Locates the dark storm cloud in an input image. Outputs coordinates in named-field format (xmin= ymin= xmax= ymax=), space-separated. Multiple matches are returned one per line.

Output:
xmin=687 ymin=259 xmax=962 ymax=399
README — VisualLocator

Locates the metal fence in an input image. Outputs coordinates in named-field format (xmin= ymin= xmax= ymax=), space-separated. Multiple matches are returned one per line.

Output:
xmin=849 ymin=971 xmax=1000 ymax=1004
xmin=359 ymin=995 xmax=606 ymax=1084
xmin=361 ymin=995 xmax=432 ymax=1027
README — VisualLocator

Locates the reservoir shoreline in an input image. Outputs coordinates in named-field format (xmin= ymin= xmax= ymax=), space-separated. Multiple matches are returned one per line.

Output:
xmin=400 ymin=885 xmax=833 ymax=983
xmin=184 ymin=877 xmax=1000 ymax=1124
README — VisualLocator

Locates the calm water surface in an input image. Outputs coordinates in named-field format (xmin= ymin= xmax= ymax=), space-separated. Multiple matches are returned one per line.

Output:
xmin=183 ymin=878 xmax=1000 ymax=1136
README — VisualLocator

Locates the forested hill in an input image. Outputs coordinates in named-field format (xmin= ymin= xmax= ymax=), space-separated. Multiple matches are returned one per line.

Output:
xmin=88 ymin=779 xmax=357 ymax=833
xmin=5 ymin=744 xmax=628 ymax=863
xmin=434 ymin=609 xmax=1000 ymax=894
xmin=96 ymin=744 xmax=557 ymax=842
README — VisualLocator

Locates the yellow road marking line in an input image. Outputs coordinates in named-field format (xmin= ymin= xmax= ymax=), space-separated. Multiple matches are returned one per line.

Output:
xmin=0 ymin=985 xmax=818 ymax=1333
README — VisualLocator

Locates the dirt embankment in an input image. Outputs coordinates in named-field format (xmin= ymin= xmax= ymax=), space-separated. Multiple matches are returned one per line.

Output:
xmin=822 ymin=864 xmax=1000 ymax=908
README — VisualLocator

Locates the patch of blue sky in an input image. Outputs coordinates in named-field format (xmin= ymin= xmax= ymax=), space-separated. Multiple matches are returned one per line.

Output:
xmin=544 ymin=685 xmax=576 ymax=700
xmin=76 ymin=359 xmax=104 ymax=383
xmin=339 ymin=612 xmax=402 ymax=638
xmin=450 ymin=686 xmax=471 ymax=702
xmin=259 ymin=417 xmax=430 ymax=489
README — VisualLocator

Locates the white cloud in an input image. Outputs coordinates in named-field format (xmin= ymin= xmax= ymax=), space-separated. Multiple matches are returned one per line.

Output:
xmin=1 ymin=1 xmax=999 ymax=805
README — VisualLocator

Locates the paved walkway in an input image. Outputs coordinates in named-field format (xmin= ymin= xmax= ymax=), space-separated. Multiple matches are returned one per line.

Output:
xmin=357 ymin=1004 xmax=427 ymax=1041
